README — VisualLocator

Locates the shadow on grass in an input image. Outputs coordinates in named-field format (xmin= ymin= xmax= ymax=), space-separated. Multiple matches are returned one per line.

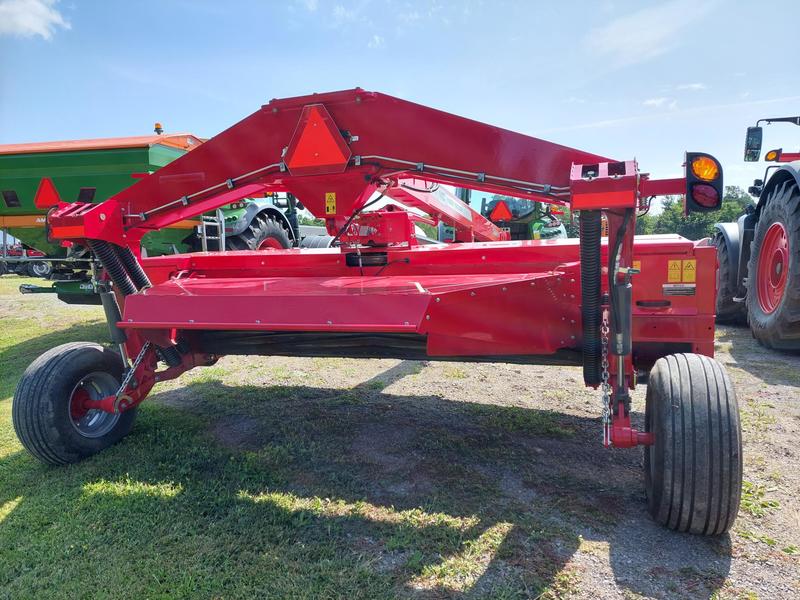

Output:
xmin=0 ymin=358 xmax=733 ymax=599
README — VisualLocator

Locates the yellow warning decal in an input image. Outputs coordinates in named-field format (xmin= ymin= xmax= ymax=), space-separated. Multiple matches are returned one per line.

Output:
xmin=633 ymin=260 xmax=641 ymax=273
xmin=668 ymin=259 xmax=682 ymax=283
xmin=682 ymin=259 xmax=696 ymax=283
xmin=325 ymin=192 xmax=336 ymax=215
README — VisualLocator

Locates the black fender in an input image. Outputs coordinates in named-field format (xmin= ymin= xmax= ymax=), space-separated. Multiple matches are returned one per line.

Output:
xmin=756 ymin=162 xmax=800 ymax=214
xmin=713 ymin=221 xmax=740 ymax=292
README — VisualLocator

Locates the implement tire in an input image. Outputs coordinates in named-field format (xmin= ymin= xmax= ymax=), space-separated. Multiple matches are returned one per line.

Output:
xmin=12 ymin=342 xmax=137 ymax=465
xmin=714 ymin=233 xmax=745 ymax=324
xmin=746 ymin=181 xmax=800 ymax=350
xmin=644 ymin=353 xmax=742 ymax=535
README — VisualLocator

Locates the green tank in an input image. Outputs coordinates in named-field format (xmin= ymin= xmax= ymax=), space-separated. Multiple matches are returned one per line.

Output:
xmin=0 ymin=133 xmax=297 ymax=262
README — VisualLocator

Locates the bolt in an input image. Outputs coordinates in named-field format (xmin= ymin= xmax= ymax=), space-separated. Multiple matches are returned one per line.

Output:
xmin=255 ymin=319 xmax=261 ymax=324
xmin=501 ymin=287 xmax=507 ymax=292
xmin=99 ymin=213 xmax=106 ymax=221
xmin=570 ymin=294 xmax=575 ymax=299
xmin=327 ymin=320 xmax=333 ymax=325
xmin=189 ymin=319 xmax=194 ymax=323
xmin=426 ymin=315 xmax=430 ymax=320
xmin=435 ymin=297 xmax=440 ymax=302
xmin=470 ymin=291 xmax=476 ymax=297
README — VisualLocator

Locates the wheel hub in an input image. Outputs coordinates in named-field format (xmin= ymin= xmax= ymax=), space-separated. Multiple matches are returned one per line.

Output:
xmin=68 ymin=372 xmax=121 ymax=438
xmin=757 ymin=221 xmax=789 ymax=314
xmin=257 ymin=236 xmax=285 ymax=250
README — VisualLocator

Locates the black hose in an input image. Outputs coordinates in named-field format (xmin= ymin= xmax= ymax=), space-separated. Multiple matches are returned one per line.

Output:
xmin=88 ymin=240 xmax=137 ymax=296
xmin=115 ymin=246 xmax=151 ymax=290
xmin=579 ymin=211 xmax=602 ymax=385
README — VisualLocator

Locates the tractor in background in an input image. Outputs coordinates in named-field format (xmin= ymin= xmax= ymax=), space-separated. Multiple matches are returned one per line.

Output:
xmin=442 ymin=188 xmax=567 ymax=241
xmin=714 ymin=116 xmax=800 ymax=349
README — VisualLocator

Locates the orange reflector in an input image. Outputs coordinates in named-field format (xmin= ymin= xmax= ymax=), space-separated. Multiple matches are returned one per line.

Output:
xmin=284 ymin=104 xmax=352 ymax=176
xmin=490 ymin=200 xmax=513 ymax=222
xmin=765 ymin=149 xmax=781 ymax=162
xmin=691 ymin=156 xmax=719 ymax=181
xmin=33 ymin=177 xmax=61 ymax=209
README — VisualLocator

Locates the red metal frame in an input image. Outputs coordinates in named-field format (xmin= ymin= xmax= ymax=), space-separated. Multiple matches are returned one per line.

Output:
xmin=45 ymin=88 xmax=719 ymax=450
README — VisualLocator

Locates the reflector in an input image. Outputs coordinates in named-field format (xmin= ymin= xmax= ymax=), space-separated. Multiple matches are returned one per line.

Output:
xmin=284 ymin=104 xmax=352 ymax=176
xmin=490 ymin=200 xmax=513 ymax=221
xmin=33 ymin=177 xmax=61 ymax=209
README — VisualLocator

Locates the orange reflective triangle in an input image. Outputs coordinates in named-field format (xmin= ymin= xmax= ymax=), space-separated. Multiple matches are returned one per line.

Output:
xmin=285 ymin=104 xmax=351 ymax=175
xmin=490 ymin=200 xmax=513 ymax=222
xmin=34 ymin=177 xmax=61 ymax=209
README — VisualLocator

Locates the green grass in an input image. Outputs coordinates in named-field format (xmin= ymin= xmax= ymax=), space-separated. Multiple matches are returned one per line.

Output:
xmin=0 ymin=276 xmax=591 ymax=599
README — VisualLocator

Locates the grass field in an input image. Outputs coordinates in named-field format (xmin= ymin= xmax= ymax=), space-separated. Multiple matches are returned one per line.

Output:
xmin=0 ymin=275 xmax=798 ymax=599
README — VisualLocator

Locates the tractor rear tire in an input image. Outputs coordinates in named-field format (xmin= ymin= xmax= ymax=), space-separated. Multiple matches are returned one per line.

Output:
xmin=714 ymin=233 xmax=746 ymax=324
xmin=226 ymin=214 xmax=291 ymax=251
xmin=746 ymin=181 xmax=800 ymax=350
xmin=644 ymin=353 xmax=742 ymax=535
xmin=26 ymin=260 xmax=53 ymax=278
xmin=13 ymin=342 xmax=137 ymax=465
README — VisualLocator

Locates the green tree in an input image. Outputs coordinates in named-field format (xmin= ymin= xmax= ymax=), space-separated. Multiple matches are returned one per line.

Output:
xmin=652 ymin=186 xmax=752 ymax=240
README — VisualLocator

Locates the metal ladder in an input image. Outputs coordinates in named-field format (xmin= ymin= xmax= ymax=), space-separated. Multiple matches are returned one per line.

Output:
xmin=198 ymin=209 xmax=227 ymax=252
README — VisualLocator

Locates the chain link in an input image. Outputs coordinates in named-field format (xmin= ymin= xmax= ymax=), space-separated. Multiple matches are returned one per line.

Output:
xmin=600 ymin=313 xmax=612 ymax=446
xmin=113 ymin=341 xmax=151 ymax=412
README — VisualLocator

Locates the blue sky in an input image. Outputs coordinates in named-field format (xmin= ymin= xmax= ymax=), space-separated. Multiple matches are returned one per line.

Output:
xmin=1 ymin=0 xmax=799 ymax=193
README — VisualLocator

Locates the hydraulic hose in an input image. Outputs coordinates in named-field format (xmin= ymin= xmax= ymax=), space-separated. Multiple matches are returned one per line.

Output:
xmin=579 ymin=211 xmax=602 ymax=385
xmin=87 ymin=240 xmax=137 ymax=296
xmin=115 ymin=246 xmax=151 ymax=290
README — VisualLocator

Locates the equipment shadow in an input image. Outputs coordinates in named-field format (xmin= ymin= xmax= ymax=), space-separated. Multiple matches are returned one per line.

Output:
xmin=0 ymin=358 xmax=732 ymax=598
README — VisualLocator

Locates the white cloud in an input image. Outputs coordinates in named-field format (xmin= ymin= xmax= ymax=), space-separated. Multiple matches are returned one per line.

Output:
xmin=301 ymin=0 xmax=318 ymax=11
xmin=584 ymin=0 xmax=717 ymax=68
xmin=367 ymin=34 xmax=384 ymax=49
xmin=643 ymin=97 xmax=678 ymax=109
xmin=0 ymin=0 xmax=70 ymax=40
xmin=676 ymin=83 xmax=707 ymax=91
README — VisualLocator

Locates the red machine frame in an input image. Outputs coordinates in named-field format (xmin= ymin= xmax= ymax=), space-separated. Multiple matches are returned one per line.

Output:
xmin=48 ymin=88 xmax=715 ymax=450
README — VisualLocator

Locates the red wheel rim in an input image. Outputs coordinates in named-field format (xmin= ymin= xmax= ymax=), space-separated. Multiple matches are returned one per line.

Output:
xmin=257 ymin=236 xmax=285 ymax=250
xmin=756 ymin=222 xmax=789 ymax=314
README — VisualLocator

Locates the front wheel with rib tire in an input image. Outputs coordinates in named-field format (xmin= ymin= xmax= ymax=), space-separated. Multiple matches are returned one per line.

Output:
xmin=13 ymin=342 xmax=137 ymax=465
xmin=644 ymin=353 xmax=742 ymax=535
xmin=225 ymin=213 xmax=291 ymax=251
xmin=746 ymin=180 xmax=800 ymax=350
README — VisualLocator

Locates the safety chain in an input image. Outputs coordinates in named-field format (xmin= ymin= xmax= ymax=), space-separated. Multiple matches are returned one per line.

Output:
xmin=113 ymin=341 xmax=151 ymax=412
xmin=600 ymin=313 xmax=612 ymax=446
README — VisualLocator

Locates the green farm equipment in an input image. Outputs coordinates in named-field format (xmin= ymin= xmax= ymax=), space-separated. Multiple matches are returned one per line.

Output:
xmin=0 ymin=129 xmax=308 ymax=301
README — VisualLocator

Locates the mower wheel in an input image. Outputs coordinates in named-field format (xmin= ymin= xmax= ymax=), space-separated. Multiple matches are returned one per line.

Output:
xmin=13 ymin=342 xmax=137 ymax=465
xmin=746 ymin=181 xmax=800 ymax=350
xmin=26 ymin=260 xmax=53 ymax=278
xmin=714 ymin=233 xmax=745 ymax=324
xmin=644 ymin=353 xmax=742 ymax=535
xmin=226 ymin=214 xmax=291 ymax=251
